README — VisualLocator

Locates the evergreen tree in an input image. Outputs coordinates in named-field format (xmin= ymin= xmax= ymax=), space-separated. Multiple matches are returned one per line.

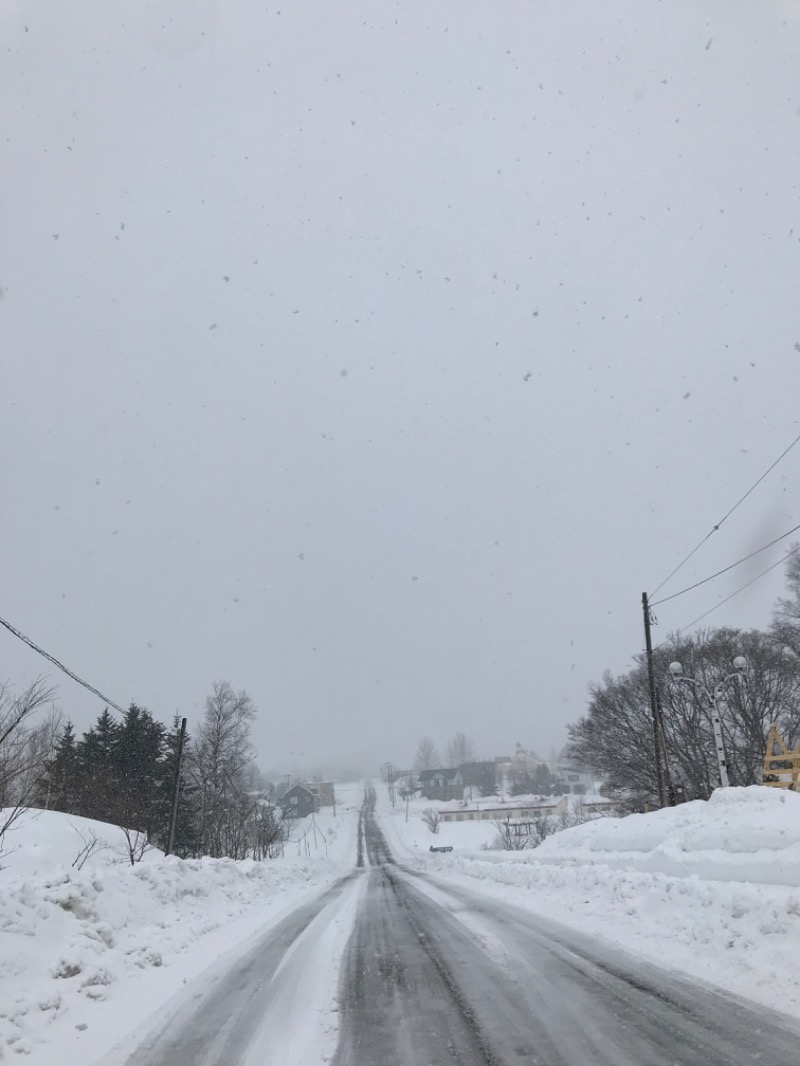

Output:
xmin=75 ymin=709 xmax=120 ymax=820
xmin=113 ymin=704 xmax=166 ymax=837
xmin=510 ymin=771 xmax=534 ymax=796
xmin=478 ymin=777 xmax=500 ymax=798
xmin=531 ymin=763 xmax=562 ymax=796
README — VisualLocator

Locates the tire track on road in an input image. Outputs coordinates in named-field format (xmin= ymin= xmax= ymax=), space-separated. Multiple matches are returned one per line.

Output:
xmin=336 ymin=797 xmax=800 ymax=1066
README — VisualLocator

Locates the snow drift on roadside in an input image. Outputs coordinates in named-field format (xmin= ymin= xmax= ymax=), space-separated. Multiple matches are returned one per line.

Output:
xmin=530 ymin=786 xmax=800 ymax=885
xmin=0 ymin=800 xmax=360 ymax=1063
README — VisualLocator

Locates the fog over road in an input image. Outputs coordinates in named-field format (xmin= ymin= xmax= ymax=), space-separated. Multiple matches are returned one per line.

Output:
xmin=119 ymin=793 xmax=800 ymax=1066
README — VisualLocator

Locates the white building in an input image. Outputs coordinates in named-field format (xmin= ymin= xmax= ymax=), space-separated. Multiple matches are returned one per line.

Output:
xmin=439 ymin=796 xmax=568 ymax=823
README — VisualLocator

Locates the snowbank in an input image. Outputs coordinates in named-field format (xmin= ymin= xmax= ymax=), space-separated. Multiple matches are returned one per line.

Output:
xmin=0 ymin=791 xmax=361 ymax=1064
xmin=532 ymin=786 xmax=800 ymax=885
xmin=379 ymin=787 xmax=800 ymax=1018
xmin=0 ymin=810 xmax=163 ymax=878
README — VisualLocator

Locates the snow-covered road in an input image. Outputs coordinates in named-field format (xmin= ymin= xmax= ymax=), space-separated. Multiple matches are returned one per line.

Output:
xmin=360 ymin=866 xmax=800 ymax=1066
xmin=102 ymin=792 xmax=800 ymax=1066
xmin=106 ymin=872 xmax=364 ymax=1066
xmin=333 ymin=795 xmax=800 ymax=1066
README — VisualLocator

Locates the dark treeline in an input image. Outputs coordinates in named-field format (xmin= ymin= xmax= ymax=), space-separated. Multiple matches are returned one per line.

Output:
xmin=34 ymin=681 xmax=284 ymax=860
xmin=36 ymin=705 xmax=196 ymax=853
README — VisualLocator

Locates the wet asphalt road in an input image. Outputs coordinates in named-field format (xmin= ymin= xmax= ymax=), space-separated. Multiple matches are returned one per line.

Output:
xmin=120 ymin=790 xmax=800 ymax=1066
xmin=337 ymin=793 xmax=800 ymax=1066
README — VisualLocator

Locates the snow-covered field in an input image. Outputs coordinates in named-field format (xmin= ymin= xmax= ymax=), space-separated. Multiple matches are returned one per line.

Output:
xmin=382 ymin=785 xmax=800 ymax=1019
xmin=0 ymin=783 xmax=364 ymax=1064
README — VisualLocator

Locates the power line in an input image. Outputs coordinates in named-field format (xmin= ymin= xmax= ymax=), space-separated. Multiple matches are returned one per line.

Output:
xmin=650 ymin=521 xmax=800 ymax=607
xmin=0 ymin=612 xmax=126 ymax=714
xmin=675 ymin=544 xmax=800 ymax=636
xmin=650 ymin=428 xmax=800 ymax=598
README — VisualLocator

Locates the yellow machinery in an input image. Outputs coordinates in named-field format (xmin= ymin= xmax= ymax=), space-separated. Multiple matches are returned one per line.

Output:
xmin=762 ymin=724 xmax=800 ymax=789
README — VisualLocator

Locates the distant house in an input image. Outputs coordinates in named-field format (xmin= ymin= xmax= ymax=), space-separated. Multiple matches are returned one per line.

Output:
xmin=278 ymin=784 xmax=318 ymax=818
xmin=494 ymin=745 xmax=543 ymax=790
xmin=418 ymin=768 xmax=463 ymax=802
xmin=509 ymin=744 xmax=543 ymax=779
xmin=555 ymin=763 xmax=595 ymax=795
xmin=306 ymin=781 xmax=335 ymax=807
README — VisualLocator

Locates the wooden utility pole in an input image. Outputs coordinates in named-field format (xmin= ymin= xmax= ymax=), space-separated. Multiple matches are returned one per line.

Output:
xmin=387 ymin=763 xmax=396 ymax=806
xmin=642 ymin=593 xmax=673 ymax=807
xmin=166 ymin=717 xmax=187 ymax=856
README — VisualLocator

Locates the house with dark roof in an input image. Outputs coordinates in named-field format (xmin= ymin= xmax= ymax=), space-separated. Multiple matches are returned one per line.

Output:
xmin=418 ymin=768 xmax=463 ymax=802
xmin=278 ymin=783 xmax=318 ymax=818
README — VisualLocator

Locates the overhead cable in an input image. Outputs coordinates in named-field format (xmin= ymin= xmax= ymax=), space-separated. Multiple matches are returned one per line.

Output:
xmin=0 ymin=612 xmax=126 ymax=714
xmin=650 ymin=428 xmax=800 ymax=598
xmin=675 ymin=544 xmax=800 ymax=636
xmin=650 ymin=521 xmax=800 ymax=607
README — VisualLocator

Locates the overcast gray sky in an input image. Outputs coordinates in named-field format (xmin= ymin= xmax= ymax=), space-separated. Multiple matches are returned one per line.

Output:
xmin=2 ymin=0 xmax=799 ymax=778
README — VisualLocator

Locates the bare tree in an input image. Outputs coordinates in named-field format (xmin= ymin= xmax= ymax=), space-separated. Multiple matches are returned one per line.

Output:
xmin=445 ymin=732 xmax=476 ymax=769
xmin=70 ymin=825 xmax=106 ymax=870
xmin=556 ymin=799 xmax=608 ymax=832
xmin=0 ymin=679 xmax=58 ymax=858
xmin=186 ymin=681 xmax=257 ymax=858
xmin=421 ymin=807 xmax=441 ymax=834
xmin=568 ymin=627 xmax=800 ymax=807
xmin=413 ymin=737 xmax=440 ymax=772
xmin=489 ymin=818 xmax=529 ymax=851
xmin=120 ymin=826 xmax=152 ymax=865
xmin=525 ymin=811 xmax=559 ymax=846
xmin=250 ymin=801 xmax=286 ymax=859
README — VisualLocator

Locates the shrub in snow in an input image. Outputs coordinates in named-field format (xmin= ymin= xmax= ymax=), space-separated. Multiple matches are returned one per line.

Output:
xmin=422 ymin=808 xmax=441 ymax=834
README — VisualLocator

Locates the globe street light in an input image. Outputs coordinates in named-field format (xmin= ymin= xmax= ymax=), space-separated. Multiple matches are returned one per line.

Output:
xmin=668 ymin=657 xmax=748 ymax=790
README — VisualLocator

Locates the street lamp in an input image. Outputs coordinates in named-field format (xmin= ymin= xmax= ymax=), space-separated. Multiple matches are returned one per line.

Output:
xmin=668 ymin=656 xmax=747 ymax=790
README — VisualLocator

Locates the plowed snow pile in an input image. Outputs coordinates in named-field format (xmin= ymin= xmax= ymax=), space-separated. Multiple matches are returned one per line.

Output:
xmin=0 ymin=797 xmax=359 ymax=1064
xmin=534 ymin=786 xmax=800 ymax=883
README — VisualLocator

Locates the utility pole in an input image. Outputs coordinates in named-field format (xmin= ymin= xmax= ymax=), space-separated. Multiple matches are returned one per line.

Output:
xmin=166 ymin=717 xmax=187 ymax=856
xmin=642 ymin=593 xmax=673 ymax=807
xmin=387 ymin=762 xmax=396 ymax=806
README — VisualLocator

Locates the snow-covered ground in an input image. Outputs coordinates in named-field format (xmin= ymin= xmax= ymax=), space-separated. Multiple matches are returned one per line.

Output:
xmin=6 ymin=782 xmax=800 ymax=1063
xmin=381 ymin=785 xmax=800 ymax=1019
xmin=0 ymin=783 xmax=364 ymax=1064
